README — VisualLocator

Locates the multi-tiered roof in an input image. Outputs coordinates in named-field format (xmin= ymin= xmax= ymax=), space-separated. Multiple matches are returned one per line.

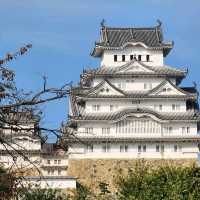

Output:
xmin=64 ymin=22 xmax=200 ymax=144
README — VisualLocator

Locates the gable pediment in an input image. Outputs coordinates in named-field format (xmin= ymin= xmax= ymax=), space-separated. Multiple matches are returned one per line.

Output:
xmin=116 ymin=61 xmax=154 ymax=74
xmin=87 ymin=80 xmax=125 ymax=96
xmin=149 ymin=80 xmax=187 ymax=96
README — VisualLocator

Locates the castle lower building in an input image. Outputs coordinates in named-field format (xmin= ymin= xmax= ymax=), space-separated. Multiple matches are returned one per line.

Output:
xmin=0 ymin=112 xmax=76 ymax=189
xmin=64 ymin=21 xmax=200 ymax=161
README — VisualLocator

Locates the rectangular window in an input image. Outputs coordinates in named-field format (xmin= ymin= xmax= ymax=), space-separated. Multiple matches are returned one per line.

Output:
xmin=58 ymin=170 xmax=61 ymax=175
xmin=143 ymin=145 xmax=146 ymax=152
xmin=110 ymin=105 xmax=114 ymax=111
xmin=58 ymin=160 xmax=61 ymax=164
xmin=138 ymin=145 xmax=142 ymax=153
xmin=86 ymin=144 xmax=93 ymax=153
xmin=172 ymin=104 xmax=180 ymax=111
xmin=102 ymin=128 xmax=110 ymax=134
xmin=122 ymin=55 xmax=126 ymax=62
xmin=161 ymin=145 xmax=164 ymax=152
xmin=47 ymin=160 xmax=50 ymax=165
xmin=54 ymin=160 xmax=57 ymax=164
xmin=182 ymin=127 xmax=186 ymax=134
xmin=130 ymin=55 xmax=133 ymax=60
xmin=156 ymin=145 xmax=160 ymax=152
xmin=114 ymin=55 xmax=117 ymax=62
xmin=85 ymin=128 xmax=93 ymax=134
xmin=146 ymin=55 xmax=150 ymax=62
xmin=144 ymin=83 xmax=147 ymax=90
xmin=174 ymin=145 xmax=178 ymax=152
xmin=92 ymin=105 xmax=100 ymax=111
xmin=102 ymin=143 xmax=111 ymax=152
xmin=187 ymin=127 xmax=190 ymax=133
xmin=138 ymin=55 xmax=142 ymax=61
xmin=120 ymin=144 xmax=128 ymax=152
xmin=159 ymin=105 xmax=162 ymax=111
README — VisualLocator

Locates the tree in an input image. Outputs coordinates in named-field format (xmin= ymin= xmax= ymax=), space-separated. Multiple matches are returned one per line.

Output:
xmin=19 ymin=187 xmax=69 ymax=200
xmin=0 ymin=45 xmax=73 ymax=199
xmin=117 ymin=162 xmax=200 ymax=200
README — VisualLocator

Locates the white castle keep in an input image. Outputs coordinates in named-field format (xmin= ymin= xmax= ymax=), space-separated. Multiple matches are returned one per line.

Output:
xmin=65 ymin=21 xmax=200 ymax=161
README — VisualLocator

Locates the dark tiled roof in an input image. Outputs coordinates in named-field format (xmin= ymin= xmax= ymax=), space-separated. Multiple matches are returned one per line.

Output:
xmin=66 ymin=135 xmax=200 ymax=143
xmin=92 ymin=23 xmax=173 ymax=57
xmin=181 ymin=87 xmax=197 ymax=94
xmin=72 ymin=79 xmax=197 ymax=99
xmin=82 ymin=61 xmax=187 ymax=77
xmin=69 ymin=108 xmax=200 ymax=122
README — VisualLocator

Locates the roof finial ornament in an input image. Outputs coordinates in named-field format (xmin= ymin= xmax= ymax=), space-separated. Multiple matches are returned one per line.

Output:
xmin=156 ymin=19 xmax=162 ymax=27
xmin=101 ymin=19 xmax=106 ymax=28
xmin=193 ymin=81 xmax=197 ymax=89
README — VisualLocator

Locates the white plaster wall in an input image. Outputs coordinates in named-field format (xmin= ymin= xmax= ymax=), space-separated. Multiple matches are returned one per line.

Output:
xmin=92 ymin=77 xmax=176 ymax=91
xmin=69 ymin=142 xmax=199 ymax=159
xmin=101 ymin=47 xmax=164 ymax=67
xmin=77 ymin=120 xmax=197 ymax=138
xmin=85 ymin=99 xmax=186 ymax=113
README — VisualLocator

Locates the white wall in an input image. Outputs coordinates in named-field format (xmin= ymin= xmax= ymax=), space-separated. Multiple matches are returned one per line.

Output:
xmin=101 ymin=46 xmax=164 ymax=67
xmin=69 ymin=142 xmax=199 ymax=159
xmin=85 ymin=99 xmax=186 ymax=113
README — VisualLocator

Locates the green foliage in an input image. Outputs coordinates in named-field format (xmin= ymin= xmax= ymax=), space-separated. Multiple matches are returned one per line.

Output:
xmin=0 ymin=166 xmax=17 ymax=200
xmin=19 ymin=187 xmax=69 ymax=200
xmin=117 ymin=163 xmax=200 ymax=200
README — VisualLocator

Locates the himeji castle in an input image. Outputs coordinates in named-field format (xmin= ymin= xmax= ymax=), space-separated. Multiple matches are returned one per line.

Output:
xmin=65 ymin=21 xmax=200 ymax=161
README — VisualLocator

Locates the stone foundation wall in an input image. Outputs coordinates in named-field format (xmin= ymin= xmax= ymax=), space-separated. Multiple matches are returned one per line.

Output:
xmin=67 ymin=159 xmax=197 ymax=192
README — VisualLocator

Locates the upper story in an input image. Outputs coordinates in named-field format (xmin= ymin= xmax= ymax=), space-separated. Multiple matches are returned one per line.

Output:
xmin=91 ymin=20 xmax=173 ymax=67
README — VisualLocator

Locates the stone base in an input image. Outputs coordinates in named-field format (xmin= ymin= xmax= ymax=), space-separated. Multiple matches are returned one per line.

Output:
xmin=67 ymin=159 xmax=197 ymax=192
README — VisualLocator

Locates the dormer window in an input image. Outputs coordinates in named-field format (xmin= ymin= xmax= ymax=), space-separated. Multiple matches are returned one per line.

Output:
xmin=146 ymin=55 xmax=150 ymax=62
xmin=138 ymin=55 xmax=142 ymax=61
xmin=114 ymin=55 xmax=117 ymax=62
xmin=122 ymin=55 xmax=126 ymax=62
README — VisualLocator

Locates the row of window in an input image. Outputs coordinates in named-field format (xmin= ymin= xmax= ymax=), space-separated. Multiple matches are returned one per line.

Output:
xmin=91 ymin=104 xmax=181 ymax=112
xmin=47 ymin=159 xmax=61 ymax=165
xmin=85 ymin=144 xmax=182 ymax=153
xmin=47 ymin=169 xmax=62 ymax=176
xmin=85 ymin=126 xmax=190 ymax=134
xmin=114 ymin=55 xmax=150 ymax=62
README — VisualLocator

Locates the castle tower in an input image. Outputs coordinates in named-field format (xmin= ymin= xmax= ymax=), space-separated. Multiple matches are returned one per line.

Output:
xmin=64 ymin=22 xmax=200 ymax=166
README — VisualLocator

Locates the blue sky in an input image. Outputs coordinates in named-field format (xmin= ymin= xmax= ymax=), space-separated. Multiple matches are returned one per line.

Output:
xmin=1 ymin=0 xmax=200 ymax=142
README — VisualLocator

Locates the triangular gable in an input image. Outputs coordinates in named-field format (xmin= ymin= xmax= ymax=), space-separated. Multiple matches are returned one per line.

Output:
xmin=116 ymin=60 xmax=154 ymax=74
xmin=87 ymin=80 xmax=125 ymax=96
xmin=149 ymin=80 xmax=188 ymax=96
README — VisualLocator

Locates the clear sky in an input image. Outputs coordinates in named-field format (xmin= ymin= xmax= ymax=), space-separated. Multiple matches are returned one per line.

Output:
xmin=0 ymin=0 xmax=200 ymax=142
